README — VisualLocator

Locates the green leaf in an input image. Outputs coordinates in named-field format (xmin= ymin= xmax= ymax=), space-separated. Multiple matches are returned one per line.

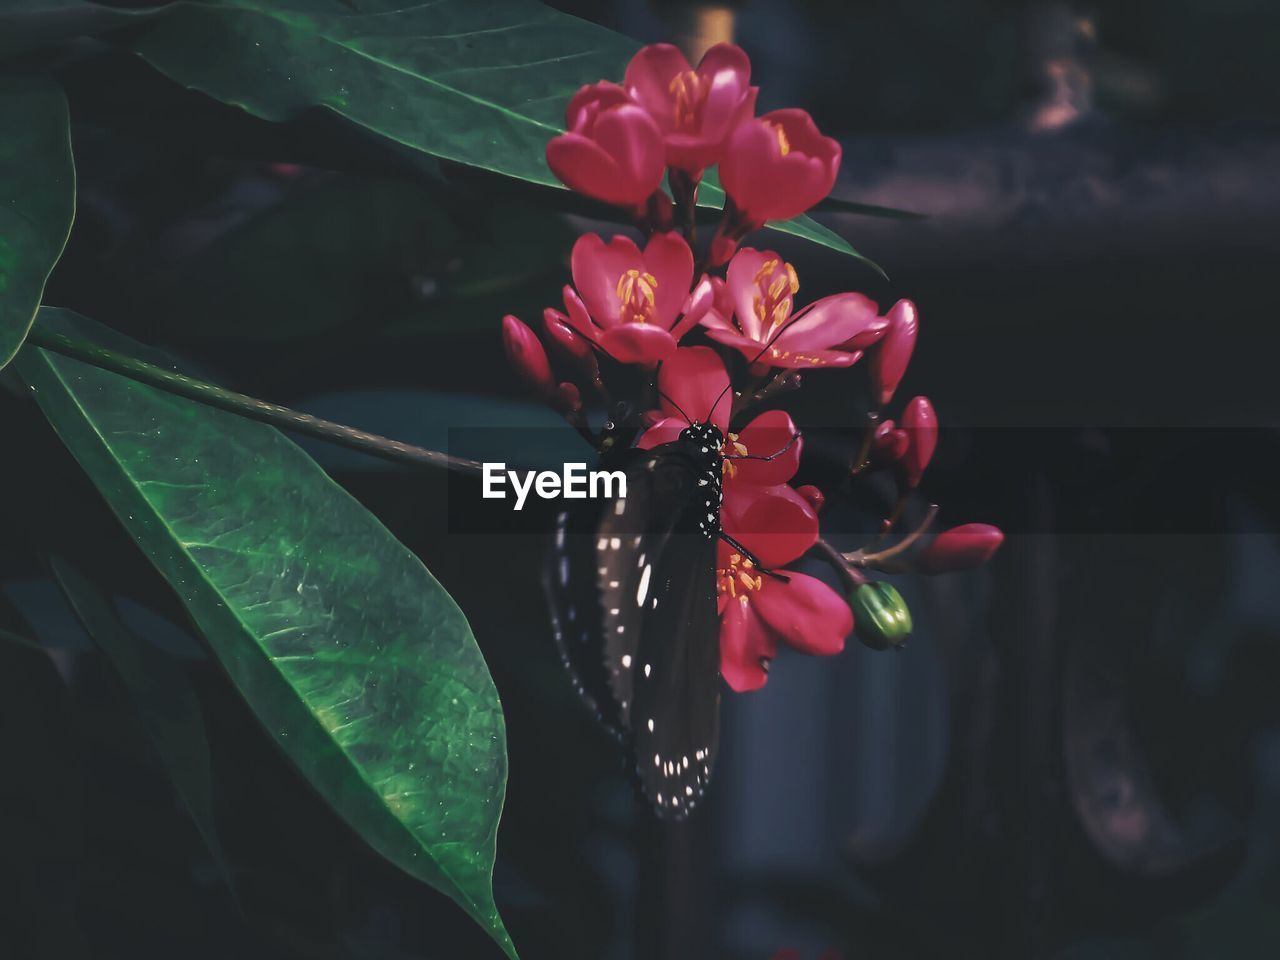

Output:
xmin=129 ymin=0 xmax=868 ymax=263
xmin=48 ymin=556 xmax=241 ymax=909
xmin=0 ymin=79 xmax=74 ymax=371
xmin=0 ymin=0 xmax=158 ymax=60
xmin=15 ymin=308 xmax=516 ymax=959
xmin=811 ymin=195 xmax=926 ymax=220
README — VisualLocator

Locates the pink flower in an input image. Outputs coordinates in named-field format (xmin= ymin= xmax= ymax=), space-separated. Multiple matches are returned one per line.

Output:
xmin=700 ymin=248 xmax=881 ymax=368
xmin=546 ymin=81 xmax=665 ymax=208
xmin=637 ymin=347 xmax=800 ymax=486
xmin=558 ymin=232 xmax=709 ymax=366
xmin=869 ymin=299 xmax=918 ymax=406
xmin=635 ymin=348 xmax=850 ymax=691
xmin=718 ymin=487 xmax=851 ymax=692
xmin=623 ymin=42 xmax=757 ymax=175
xmin=917 ymin=523 xmax=1004 ymax=574
xmin=720 ymin=109 xmax=841 ymax=225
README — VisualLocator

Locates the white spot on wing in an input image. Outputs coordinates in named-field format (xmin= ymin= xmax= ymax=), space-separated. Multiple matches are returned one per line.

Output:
xmin=636 ymin=563 xmax=652 ymax=606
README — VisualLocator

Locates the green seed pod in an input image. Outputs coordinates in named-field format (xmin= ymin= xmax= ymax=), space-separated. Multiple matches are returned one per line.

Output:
xmin=848 ymin=582 xmax=913 ymax=651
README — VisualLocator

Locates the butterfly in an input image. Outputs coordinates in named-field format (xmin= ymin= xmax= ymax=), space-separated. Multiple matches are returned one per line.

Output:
xmin=544 ymin=367 xmax=798 ymax=820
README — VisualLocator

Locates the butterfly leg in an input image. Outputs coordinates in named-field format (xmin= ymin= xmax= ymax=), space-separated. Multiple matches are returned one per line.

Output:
xmin=725 ymin=431 xmax=801 ymax=462
xmin=718 ymin=531 xmax=791 ymax=582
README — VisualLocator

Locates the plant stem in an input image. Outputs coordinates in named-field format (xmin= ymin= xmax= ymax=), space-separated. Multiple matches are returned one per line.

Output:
xmin=807 ymin=538 xmax=867 ymax=591
xmin=25 ymin=329 xmax=485 ymax=477
xmin=849 ymin=503 xmax=939 ymax=567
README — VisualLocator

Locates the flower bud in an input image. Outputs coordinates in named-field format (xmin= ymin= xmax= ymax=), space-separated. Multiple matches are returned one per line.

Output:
xmin=709 ymin=233 xmax=739 ymax=268
xmin=900 ymin=395 xmax=937 ymax=488
xmin=795 ymin=484 xmax=826 ymax=514
xmin=869 ymin=299 xmax=918 ymax=406
xmin=501 ymin=314 xmax=556 ymax=400
xmin=916 ymin=523 xmax=1004 ymax=575
xmin=553 ymin=381 xmax=582 ymax=416
xmin=847 ymin=581 xmax=912 ymax=651
xmin=870 ymin=418 xmax=909 ymax=467
xmin=542 ymin=307 xmax=600 ymax=383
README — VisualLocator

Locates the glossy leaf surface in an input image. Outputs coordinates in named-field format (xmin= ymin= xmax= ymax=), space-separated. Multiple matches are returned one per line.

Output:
xmin=15 ymin=309 xmax=515 ymax=958
xmin=0 ymin=79 xmax=74 ymax=370
xmin=130 ymin=0 xmax=868 ymax=263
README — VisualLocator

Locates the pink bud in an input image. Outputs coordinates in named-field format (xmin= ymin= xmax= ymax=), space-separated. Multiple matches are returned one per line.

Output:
xmin=709 ymin=233 xmax=739 ymax=267
xmin=870 ymin=418 xmax=909 ymax=466
xmin=869 ymin=299 xmax=918 ymax=406
xmin=553 ymin=381 xmax=582 ymax=416
xmin=542 ymin=307 xmax=598 ymax=375
xmin=795 ymin=484 xmax=826 ymax=514
xmin=900 ymin=396 xmax=937 ymax=488
xmin=916 ymin=523 xmax=1004 ymax=574
xmin=501 ymin=314 xmax=556 ymax=400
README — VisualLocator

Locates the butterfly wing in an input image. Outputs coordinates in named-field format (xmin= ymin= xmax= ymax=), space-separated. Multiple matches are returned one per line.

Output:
xmin=543 ymin=505 xmax=625 ymax=737
xmin=596 ymin=443 xmax=722 ymax=819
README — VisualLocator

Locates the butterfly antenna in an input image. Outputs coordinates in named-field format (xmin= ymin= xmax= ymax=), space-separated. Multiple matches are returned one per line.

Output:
xmin=704 ymin=303 xmax=812 ymax=421
xmin=653 ymin=361 xmax=694 ymax=426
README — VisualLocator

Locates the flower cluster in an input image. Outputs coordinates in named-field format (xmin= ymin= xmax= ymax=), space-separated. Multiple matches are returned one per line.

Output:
xmin=502 ymin=41 xmax=1002 ymax=691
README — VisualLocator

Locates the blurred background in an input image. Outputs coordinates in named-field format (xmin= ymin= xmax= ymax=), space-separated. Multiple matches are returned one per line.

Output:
xmin=3 ymin=1 xmax=1280 ymax=958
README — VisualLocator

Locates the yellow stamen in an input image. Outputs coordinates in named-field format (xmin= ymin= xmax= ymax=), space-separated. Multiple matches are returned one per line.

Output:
xmin=718 ymin=551 xmax=767 ymax=602
xmin=616 ymin=269 xmax=659 ymax=325
xmin=668 ymin=70 xmax=706 ymax=130
xmin=766 ymin=120 xmax=791 ymax=156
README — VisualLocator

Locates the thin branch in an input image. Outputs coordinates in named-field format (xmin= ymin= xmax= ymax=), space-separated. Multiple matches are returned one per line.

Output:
xmin=807 ymin=538 xmax=867 ymax=591
xmin=846 ymin=503 xmax=939 ymax=567
xmin=731 ymin=368 xmax=801 ymax=418
xmin=25 ymin=328 xmax=484 ymax=477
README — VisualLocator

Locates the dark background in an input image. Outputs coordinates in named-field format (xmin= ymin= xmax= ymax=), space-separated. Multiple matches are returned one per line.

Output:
xmin=3 ymin=1 xmax=1280 ymax=958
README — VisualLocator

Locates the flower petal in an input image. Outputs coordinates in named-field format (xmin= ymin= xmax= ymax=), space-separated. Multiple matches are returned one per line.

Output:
xmin=623 ymin=43 xmax=690 ymax=132
xmin=718 ymin=596 xmax=776 ymax=693
xmin=729 ymin=409 xmax=802 ymax=486
xmin=598 ymin=324 xmax=677 ymax=367
xmin=721 ymin=483 xmax=818 ymax=568
xmin=570 ymin=233 xmax=640 ymax=329
xmin=725 ymin=247 xmax=774 ymax=342
xmin=635 ymin=416 xmax=686 ymax=450
xmin=641 ymin=231 xmax=695 ymax=329
xmin=754 ymin=572 xmax=852 ymax=656
xmin=669 ymin=275 xmax=714 ymax=341
xmin=777 ymin=292 xmax=880 ymax=351
xmin=657 ymin=346 xmax=730 ymax=429
xmin=558 ymin=285 xmax=600 ymax=341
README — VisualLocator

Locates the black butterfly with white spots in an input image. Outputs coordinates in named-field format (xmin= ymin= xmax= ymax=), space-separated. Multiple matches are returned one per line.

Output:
xmin=545 ymin=418 xmax=795 ymax=819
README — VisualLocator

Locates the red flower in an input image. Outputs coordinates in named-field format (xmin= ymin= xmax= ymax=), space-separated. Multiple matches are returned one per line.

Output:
xmin=636 ymin=348 xmax=851 ymax=692
xmin=624 ymin=42 xmax=757 ymax=175
xmin=720 ymin=109 xmax=841 ymax=225
xmin=717 ymin=485 xmax=851 ymax=692
xmin=546 ymin=81 xmax=665 ymax=208
xmin=701 ymin=248 xmax=880 ymax=368
xmin=868 ymin=298 xmax=918 ymax=406
xmin=917 ymin=523 xmax=1004 ymax=574
xmin=558 ymin=232 xmax=708 ymax=367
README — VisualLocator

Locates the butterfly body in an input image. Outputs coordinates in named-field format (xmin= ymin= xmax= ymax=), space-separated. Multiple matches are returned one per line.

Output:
xmin=546 ymin=422 xmax=727 ymax=819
